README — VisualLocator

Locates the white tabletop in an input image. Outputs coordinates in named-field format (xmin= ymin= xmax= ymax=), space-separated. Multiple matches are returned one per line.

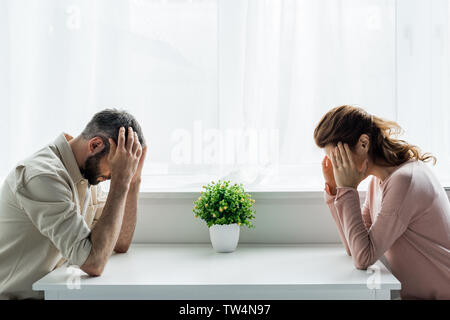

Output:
xmin=33 ymin=243 xmax=401 ymax=299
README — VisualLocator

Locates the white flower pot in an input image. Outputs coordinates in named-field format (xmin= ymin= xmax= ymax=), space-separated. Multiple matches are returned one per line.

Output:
xmin=209 ymin=223 xmax=240 ymax=253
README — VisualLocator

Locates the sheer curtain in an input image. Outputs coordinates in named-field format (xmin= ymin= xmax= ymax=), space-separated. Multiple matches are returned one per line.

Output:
xmin=1 ymin=0 xmax=449 ymax=190
xmin=219 ymin=0 xmax=397 ymax=189
xmin=220 ymin=0 xmax=450 ymax=189
xmin=0 ymin=0 xmax=219 ymax=190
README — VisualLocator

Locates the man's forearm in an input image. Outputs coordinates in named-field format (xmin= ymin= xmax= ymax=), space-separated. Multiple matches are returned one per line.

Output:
xmin=81 ymin=182 xmax=129 ymax=275
xmin=114 ymin=181 xmax=140 ymax=253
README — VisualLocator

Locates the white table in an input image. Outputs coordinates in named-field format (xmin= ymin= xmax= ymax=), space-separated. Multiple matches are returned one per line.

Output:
xmin=33 ymin=243 xmax=400 ymax=300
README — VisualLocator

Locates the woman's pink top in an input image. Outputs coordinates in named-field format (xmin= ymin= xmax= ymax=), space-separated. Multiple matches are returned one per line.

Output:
xmin=325 ymin=160 xmax=450 ymax=299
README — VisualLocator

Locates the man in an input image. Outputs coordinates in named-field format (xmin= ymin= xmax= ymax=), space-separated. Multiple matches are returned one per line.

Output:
xmin=0 ymin=108 xmax=147 ymax=299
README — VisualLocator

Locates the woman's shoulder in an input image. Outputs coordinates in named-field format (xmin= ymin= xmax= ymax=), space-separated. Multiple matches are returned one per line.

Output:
xmin=377 ymin=160 xmax=415 ymax=189
xmin=383 ymin=160 xmax=441 ymax=195
xmin=391 ymin=159 xmax=416 ymax=180
xmin=369 ymin=160 xmax=441 ymax=198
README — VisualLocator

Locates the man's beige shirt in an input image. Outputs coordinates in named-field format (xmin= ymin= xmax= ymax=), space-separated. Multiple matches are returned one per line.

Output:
xmin=0 ymin=133 xmax=107 ymax=299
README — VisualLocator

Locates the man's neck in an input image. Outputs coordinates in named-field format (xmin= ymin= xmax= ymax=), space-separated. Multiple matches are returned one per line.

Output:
xmin=68 ymin=135 xmax=87 ymax=169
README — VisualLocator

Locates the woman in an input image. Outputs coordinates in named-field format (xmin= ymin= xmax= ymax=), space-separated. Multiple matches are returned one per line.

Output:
xmin=314 ymin=105 xmax=450 ymax=300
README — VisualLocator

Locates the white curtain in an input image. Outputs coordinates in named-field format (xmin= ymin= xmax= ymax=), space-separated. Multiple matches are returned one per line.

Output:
xmin=1 ymin=0 xmax=449 ymax=190
xmin=0 ymin=0 xmax=219 ymax=190
xmin=220 ymin=0 xmax=450 ymax=189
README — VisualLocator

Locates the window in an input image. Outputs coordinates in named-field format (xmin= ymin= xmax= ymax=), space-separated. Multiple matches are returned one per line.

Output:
xmin=1 ymin=0 xmax=449 ymax=190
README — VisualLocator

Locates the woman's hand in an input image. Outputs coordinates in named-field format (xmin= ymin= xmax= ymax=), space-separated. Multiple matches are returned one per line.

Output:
xmin=329 ymin=142 xmax=368 ymax=189
xmin=322 ymin=155 xmax=337 ymax=195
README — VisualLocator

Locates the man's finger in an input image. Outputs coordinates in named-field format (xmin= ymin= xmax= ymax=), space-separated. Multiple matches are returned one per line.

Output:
xmin=141 ymin=145 xmax=148 ymax=159
xmin=136 ymin=145 xmax=142 ymax=159
xmin=126 ymin=127 xmax=134 ymax=152
xmin=118 ymin=127 xmax=126 ymax=150
xmin=137 ymin=146 xmax=147 ymax=168
xmin=137 ymin=145 xmax=147 ymax=169
xmin=132 ymin=132 xmax=140 ymax=155
xmin=108 ymin=138 xmax=116 ymax=158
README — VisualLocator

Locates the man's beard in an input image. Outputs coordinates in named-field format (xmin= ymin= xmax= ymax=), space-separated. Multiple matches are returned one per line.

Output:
xmin=80 ymin=149 xmax=107 ymax=186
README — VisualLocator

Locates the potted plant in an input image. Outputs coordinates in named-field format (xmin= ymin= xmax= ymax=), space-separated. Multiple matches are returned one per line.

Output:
xmin=193 ymin=180 xmax=256 ymax=253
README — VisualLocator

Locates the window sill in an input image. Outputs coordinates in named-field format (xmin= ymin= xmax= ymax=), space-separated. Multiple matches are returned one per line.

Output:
xmin=136 ymin=187 xmax=368 ymax=199
xmin=135 ymin=187 xmax=450 ymax=199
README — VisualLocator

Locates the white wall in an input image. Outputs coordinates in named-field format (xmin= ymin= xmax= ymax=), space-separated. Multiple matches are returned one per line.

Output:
xmin=131 ymin=189 xmax=450 ymax=244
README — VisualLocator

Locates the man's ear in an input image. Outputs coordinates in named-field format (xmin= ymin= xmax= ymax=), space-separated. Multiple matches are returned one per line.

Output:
xmin=89 ymin=137 xmax=105 ymax=154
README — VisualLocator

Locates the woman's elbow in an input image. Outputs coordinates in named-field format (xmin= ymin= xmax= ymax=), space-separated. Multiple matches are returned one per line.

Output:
xmin=354 ymin=260 xmax=369 ymax=270
xmin=345 ymin=247 xmax=352 ymax=257
xmin=353 ymin=255 xmax=377 ymax=270
xmin=349 ymin=240 xmax=381 ymax=270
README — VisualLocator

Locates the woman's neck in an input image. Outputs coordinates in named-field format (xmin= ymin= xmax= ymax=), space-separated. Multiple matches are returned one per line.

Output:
xmin=367 ymin=159 xmax=399 ymax=183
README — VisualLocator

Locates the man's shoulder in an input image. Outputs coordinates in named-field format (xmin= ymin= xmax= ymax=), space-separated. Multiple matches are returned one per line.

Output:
xmin=9 ymin=144 xmax=70 ymax=190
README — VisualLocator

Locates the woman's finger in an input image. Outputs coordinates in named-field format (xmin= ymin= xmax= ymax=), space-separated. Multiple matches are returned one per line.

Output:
xmin=322 ymin=155 xmax=331 ymax=170
xmin=337 ymin=142 xmax=349 ymax=168
xmin=327 ymin=156 xmax=333 ymax=169
xmin=361 ymin=159 xmax=369 ymax=175
xmin=334 ymin=146 xmax=343 ymax=168
xmin=329 ymin=149 xmax=338 ymax=170
xmin=343 ymin=143 xmax=354 ymax=168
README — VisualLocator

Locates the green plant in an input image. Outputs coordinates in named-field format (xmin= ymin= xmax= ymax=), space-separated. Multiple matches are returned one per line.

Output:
xmin=193 ymin=180 xmax=256 ymax=228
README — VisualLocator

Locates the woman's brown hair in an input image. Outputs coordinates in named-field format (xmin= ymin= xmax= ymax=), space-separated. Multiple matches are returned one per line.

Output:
xmin=313 ymin=105 xmax=436 ymax=166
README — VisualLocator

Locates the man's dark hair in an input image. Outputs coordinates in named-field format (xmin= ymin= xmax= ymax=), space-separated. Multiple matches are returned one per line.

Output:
xmin=81 ymin=108 xmax=146 ymax=152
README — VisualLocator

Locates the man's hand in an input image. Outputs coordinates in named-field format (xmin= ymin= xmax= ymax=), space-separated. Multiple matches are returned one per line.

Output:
xmin=81 ymin=127 xmax=143 ymax=276
xmin=130 ymin=144 xmax=147 ymax=186
xmin=113 ymin=135 xmax=146 ymax=253
xmin=329 ymin=142 xmax=369 ymax=189
xmin=322 ymin=155 xmax=337 ymax=195
xmin=108 ymin=127 xmax=142 ymax=188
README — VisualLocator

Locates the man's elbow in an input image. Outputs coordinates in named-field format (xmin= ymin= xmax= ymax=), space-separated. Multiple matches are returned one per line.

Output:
xmin=81 ymin=263 xmax=104 ymax=277
xmin=80 ymin=254 xmax=106 ymax=277
xmin=114 ymin=243 xmax=130 ymax=254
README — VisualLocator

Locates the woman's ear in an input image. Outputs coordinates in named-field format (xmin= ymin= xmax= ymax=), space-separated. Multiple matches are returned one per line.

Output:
xmin=356 ymin=134 xmax=370 ymax=155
